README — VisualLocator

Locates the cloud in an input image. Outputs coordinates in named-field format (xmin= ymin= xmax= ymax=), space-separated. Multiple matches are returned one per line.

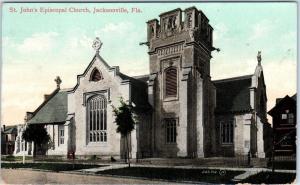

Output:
xmin=65 ymin=34 xmax=93 ymax=51
xmin=17 ymin=32 xmax=59 ymax=53
xmin=249 ymin=19 xmax=272 ymax=41
xmin=96 ymin=22 xmax=135 ymax=35
xmin=2 ymin=37 xmax=17 ymax=49
xmin=93 ymin=21 xmax=148 ymax=72
xmin=213 ymin=23 xmax=228 ymax=42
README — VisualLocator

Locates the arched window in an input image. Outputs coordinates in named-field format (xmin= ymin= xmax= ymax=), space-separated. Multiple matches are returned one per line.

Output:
xmin=164 ymin=67 xmax=177 ymax=97
xmin=87 ymin=95 xmax=107 ymax=143
xmin=90 ymin=68 xmax=103 ymax=81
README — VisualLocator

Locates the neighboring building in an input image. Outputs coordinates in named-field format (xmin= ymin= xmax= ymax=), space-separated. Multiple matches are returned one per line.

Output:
xmin=1 ymin=125 xmax=17 ymax=155
xmin=13 ymin=124 xmax=33 ymax=156
xmin=268 ymin=94 xmax=296 ymax=156
xmin=15 ymin=7 xmax=270 ymax=159
xmin=1 ymin=124 xmax=33 ymax=156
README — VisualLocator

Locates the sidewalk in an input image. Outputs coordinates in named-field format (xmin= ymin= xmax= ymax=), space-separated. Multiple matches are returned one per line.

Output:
xmin=2 ymin=161 xmax=296 ymax=184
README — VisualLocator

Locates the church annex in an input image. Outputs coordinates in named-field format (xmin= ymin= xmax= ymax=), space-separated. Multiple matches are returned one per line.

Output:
xmin=15 ymin=7 xmax=270 ymax=159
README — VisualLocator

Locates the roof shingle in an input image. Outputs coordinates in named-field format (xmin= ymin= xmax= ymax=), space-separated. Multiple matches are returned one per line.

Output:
xmin=214 ymin=75 xmax=252 ymax=113
xmin=27 ymin=90 xmax=68 ymax=125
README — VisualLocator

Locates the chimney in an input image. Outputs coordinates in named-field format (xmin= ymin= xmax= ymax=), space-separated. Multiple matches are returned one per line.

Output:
xmin=3 ymin=124 xmax=5 ymax=132
xmin=44 ymin=94 xmax=50 ymax=101
xmin=25 ymin=112 xmax=34 ymax=122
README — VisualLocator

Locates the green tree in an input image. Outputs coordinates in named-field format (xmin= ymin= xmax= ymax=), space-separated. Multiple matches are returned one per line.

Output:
xmin=22 ymin=124 xmax=50 ymax=158
xmin=112 ymin=98 xmax=136 ymax=167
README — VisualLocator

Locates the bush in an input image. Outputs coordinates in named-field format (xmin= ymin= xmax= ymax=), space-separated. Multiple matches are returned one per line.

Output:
xmin=267 ymin=160 xmax=296 ymax=170
xmin=241 ymin=172 xmax=296 ymax=184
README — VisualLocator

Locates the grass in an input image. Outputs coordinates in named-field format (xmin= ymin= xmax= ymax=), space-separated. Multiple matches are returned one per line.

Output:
xmin=241 ymin=172 xmax=296 ymax=184
xmin=97 ymin=167 xmax=243 ymax=183
xmin=1 ymin=156 xmax=33 ymax=161
xmin=267 ymin=160 xmax=296 ymax=170
xmin=1 ymin=162 xmax=103 ymax=172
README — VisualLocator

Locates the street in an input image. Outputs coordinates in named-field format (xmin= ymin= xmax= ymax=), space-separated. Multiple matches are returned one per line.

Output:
xmin=0 ymin=169 xmax=168 ymax=184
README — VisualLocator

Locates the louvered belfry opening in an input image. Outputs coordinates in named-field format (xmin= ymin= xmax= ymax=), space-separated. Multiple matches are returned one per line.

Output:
xmin=165 ymin=67 xmax=177 ymax=97
xmin=90 ymin=68 xmax=103 ymax=81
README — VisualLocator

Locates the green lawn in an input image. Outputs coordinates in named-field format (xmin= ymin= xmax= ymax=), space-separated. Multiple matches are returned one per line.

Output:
xmin=1 ymin=162 xmax=103 ymax=172
xmin=97 ymin=167 xmax=243 ymax=183
xmin=267 ymin=161 xmax=296 ymax=170
xmin=1 ymin=156 xmax=33 ymax=161
xmin=241 ymin=172 xmax=296 ymax=184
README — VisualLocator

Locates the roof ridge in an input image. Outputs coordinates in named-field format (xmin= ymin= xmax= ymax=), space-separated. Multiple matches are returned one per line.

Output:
xmin=132 ymin=74 xmax=149 ymax=78
xmin=213 ymin=74 xmax=253 ymax=83
xmin=60 ymin=88 xmax=72 ymax=91
xmin=30 ymin=88 xmax=60 ymax=119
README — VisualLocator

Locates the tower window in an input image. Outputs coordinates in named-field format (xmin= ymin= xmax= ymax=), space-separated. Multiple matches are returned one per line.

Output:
xmin=165 ymin=67 xmax=177 ymax=97
xmin=90 ymin=68 xmax=103 ymax=81
xmin=165 ymin=118 xmax=176 ymax=144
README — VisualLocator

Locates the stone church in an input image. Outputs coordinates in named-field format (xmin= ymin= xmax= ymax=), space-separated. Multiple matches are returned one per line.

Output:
xmin=15 ymin=7 xmax=270 ymax=159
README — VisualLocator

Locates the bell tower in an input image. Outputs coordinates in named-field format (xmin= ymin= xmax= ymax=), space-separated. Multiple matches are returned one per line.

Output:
xmin=147 ymin=7 xmax=216 ymax=158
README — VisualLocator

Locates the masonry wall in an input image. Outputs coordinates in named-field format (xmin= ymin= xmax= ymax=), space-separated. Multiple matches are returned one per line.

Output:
xmin=68 ymin=56 xmax=133 ymax=158
xmin=147 ymin=8 xmax=215 ymax=158
xmin=215 ymin=113 xmax=254 ymax=157
xmin=46 ymin=124 xmax=68 ymax=155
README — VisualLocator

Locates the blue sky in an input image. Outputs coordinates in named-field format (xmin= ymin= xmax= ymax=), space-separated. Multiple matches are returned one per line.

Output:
xmin=2 ymin=2 xmax=297 ymax=124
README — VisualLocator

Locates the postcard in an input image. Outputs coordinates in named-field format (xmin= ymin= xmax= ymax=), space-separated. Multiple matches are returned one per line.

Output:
xmin=1 ymin=1 xmax=297 ymax=184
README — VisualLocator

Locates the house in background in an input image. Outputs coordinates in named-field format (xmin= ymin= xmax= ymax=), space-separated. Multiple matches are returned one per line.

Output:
xmin=268 ymin=94 xmax=296 ymax=156
xmin=1 ymin=125 xmax=18 ymax=155
xmin=13 ymin=124 xmax=33 ymax=156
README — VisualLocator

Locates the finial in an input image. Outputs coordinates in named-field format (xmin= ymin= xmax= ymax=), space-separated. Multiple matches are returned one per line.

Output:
xmin=54 ymin=76 xmax=62 ymax=89
xmin=257 ymin=51 xmax=262 ymax=65
xmin=92 ymin=37 xmax=103 ymax=54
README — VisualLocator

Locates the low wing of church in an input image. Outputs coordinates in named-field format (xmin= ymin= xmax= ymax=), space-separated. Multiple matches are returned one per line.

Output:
xmin=15 ymin=7 xmax=271 ymax=159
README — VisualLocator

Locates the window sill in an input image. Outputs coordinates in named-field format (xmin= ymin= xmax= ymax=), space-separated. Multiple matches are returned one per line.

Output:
xmin=279 ymin=123 xmax=294 ymax=126
xmin=165 ymin=143 xmax=177 ymax=145
xmin=163 ymin=96 xmax=179 ymax=102
xmin=221 ymin=143 xmax=233 ymax=146
xmin=87 ymin=142 xmax=109 ymax=147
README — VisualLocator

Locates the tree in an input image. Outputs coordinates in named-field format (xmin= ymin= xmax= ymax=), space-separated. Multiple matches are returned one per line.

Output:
xmin=112 ymin=98 xmax=136 ymax=167
xmin=22 ymin=124 xmax=50 ymax=158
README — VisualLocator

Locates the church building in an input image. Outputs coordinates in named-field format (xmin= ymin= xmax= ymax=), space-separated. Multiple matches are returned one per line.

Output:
xmin=15 ymin=7 xmax=270 ymax=159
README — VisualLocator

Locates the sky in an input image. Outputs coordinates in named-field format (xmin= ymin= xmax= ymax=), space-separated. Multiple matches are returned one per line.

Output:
xmin=1 ymin=2 xmax=297 ymax=125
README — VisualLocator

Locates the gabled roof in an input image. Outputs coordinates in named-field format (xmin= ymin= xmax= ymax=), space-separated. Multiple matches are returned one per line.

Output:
xmin=268 ymin=94 xmax=296 ymax=116
xmin=130 ymin=75 xmax=151 ymax=111
xmin=69 ymin=52 xmax=151 ymax=111
xmin=291 ymin=93 xmax=297 ymax=101
xmin=69 ymin=54 xmax=111 ymax=93
xmin=213 ymin=75 xmax=253 ymax=114
xmin=27 ymin=89 xmax=68 ymax=125
xmin=132 ymin=74 xmax=149 ymax=83
xmin=2 ymin=125 xmax=17 ymax=134
xmin=119 ymin=74 xmax=151 ymax=111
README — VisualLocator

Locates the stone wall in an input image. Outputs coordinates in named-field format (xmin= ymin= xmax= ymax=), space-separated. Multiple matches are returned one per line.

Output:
xmin=147 ymin=7 xmax=215 ymax=158
xmin=215 ymin=113 xmax=254 ymax=157
xmin=67 ymin=55 xmax=145 ymax=158
xmin=46 ymin=124 xmax=68 ymax=155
